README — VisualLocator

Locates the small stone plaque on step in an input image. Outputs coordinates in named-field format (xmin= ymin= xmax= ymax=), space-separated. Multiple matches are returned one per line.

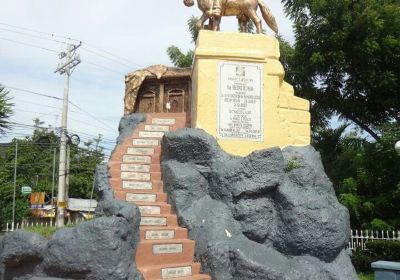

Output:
xmin=139 ymin=131 xmax=164 ymax=138
xmin=121 ymin=172 xmax=150 ymax=181
xmin=126 ymin=193 xmax=156 ymax=202
xmin=161 ymin=266 xmax=192 ymax=278
xmin=123 ymin=155 xmax=151 ymax=164
xmin=145 ymin=125 xmax=170 ymax=132
xmin=145 ymin=230 xmax=175 ymax=240
xmin=141 ymin=217 xmax=167 ymax=226
xmin=132 ymin=139 xmax=159 ymax=146
xmin=152 ymin=118 xmax=176 ymax=125
xmin=127 ymin=147 xmax=154 ymax=155
xmin=138 ymin=206 xmax=161 ymax=215
xmin=121 ymin=164 xmax=150 ymax=173
xmin=153 ymin=244 xmax=183 ymax=254
xmin=123 ymin=181 xmax=152 ymax=190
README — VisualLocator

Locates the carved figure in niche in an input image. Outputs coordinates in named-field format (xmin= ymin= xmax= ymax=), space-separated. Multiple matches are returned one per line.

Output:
xmin=183 ymin=0 xmax=278 ymax=34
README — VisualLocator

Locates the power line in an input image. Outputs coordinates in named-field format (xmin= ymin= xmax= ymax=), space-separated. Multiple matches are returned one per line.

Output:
xmin=84 ymin=60 xmax=125 ymax=75
xmin=82 ymin=41 xmax=142 ymax=67
xmin=0 ymin=37 xmax=59 ymax=53
xmin=13 ymin=99 xmax=62 ymax=110
xmin=68 ymin=100 xmax=115 ymax=131
xmin=3 ymin=85 xmax=62 ymax=100
xmin=81 ymin=47 xmax=133 ymax=69
xmin=4 ymin=85 xmax=116 ymax=131
xmin=0 ymin=27 xmax=65 ymax=44
xmin=0 ymin=22 xmax=80 ymax=42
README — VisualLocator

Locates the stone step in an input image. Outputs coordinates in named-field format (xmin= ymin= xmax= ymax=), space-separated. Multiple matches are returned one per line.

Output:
xmin=139 ymin=262 xmax=201 ymax=279
xmin=140 ymin=226 xmax=188 ymax=240
xmin=122 ymin=155 xmax=152 ymax=164
xmin=114 ymin=191 xmax=167 ymax=203
xmin=145 ymin=125 xmax=170 ymax=132
xmin=135 ymin=202 xmax=171 ymax=215
xmin=152 ymin=118 xmax=176 ymax=125
xmin=122 ymin=171 xmax=161 ymax=181
xmin=132 ymin=138 xmax=160 ymax=146
xmin=121 ymin=171 xmax=151 ymax=181
xmin=136 ymin=239 xmax=195 ymax=266
xmin=126 ymin=147 xmax=157 ymax=156
xmin=138 ymin=131 xmax=165 ymax=138
xmin=109 ymin=161 xmax=161 ymax=172
xmin=110 ymin=179 xmax=163 ymax=192
xmin=140 ymin=214 xmax=178 ymax=227
xmin=121 ymin=163 xmax=151 ymax=173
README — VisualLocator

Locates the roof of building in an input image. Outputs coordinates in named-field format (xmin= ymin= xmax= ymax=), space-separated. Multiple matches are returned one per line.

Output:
xmin=67 ymin=198 xmax=97 ymax=212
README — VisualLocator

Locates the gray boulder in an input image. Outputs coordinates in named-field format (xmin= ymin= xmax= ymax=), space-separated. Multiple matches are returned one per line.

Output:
xmin=0 ymin=231 xmax=47 ymax=280
xmin=161 ymin=128 xmax=357 ymax=280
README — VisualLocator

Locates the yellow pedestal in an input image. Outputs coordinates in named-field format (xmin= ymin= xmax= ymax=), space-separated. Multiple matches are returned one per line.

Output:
xmin=191 ymin=30 xmax=311 ymax=156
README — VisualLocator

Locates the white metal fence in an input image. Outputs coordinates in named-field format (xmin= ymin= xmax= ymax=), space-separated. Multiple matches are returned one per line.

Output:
xmin=349 ymin=229 xmax=400 ymax=250
xmin=1 ymin=220 xmax=83 ymax=232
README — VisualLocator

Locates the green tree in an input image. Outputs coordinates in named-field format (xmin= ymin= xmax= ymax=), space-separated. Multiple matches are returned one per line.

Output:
xmin=0 ymin=121 xmax=105 ymax=226
xmin=281 ymin=0 xmax=400 ymax=140
xmin=0 ymin=85 xmax=14 ymax=136
xmin=314 ymin=123 xmax=400 ymax=229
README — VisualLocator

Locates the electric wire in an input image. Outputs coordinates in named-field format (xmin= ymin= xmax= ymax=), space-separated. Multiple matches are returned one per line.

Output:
xmin=0 ymin=22 xmax=80 ymax=42
xmin=0 ymin=27 xmax=66 ymax=44
xmin=0 ymin=37 xmax=59 ymax=53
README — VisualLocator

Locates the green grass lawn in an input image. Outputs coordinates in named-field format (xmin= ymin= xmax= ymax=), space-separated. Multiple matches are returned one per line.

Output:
xmin=24 ymin=224 xmax=75 ymax=239
xmin=358 ymin=273 xmax=374 ymax=280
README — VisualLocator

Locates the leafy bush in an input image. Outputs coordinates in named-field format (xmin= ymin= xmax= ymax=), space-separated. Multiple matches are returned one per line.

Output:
xmin=352 ymin=240 xmax=400 ymax=273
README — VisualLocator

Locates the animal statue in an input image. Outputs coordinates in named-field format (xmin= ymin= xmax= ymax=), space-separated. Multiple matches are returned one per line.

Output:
xmin=183 ymin=0 xmax=278 ymax=34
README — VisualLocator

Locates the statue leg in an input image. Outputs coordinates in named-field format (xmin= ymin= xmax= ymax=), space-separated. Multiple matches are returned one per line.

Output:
xmin=212 ymin=16 xmax=221 ymax=31
xmin=247 ymin=9 xmax=262 ymax=33
xmin=197 ymin=13 xmax=209 ymax=29
xmin=237 ymin=15 xmax=249 ymax=32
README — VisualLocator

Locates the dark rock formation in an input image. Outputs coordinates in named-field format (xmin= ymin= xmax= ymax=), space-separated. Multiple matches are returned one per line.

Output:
xmin=116 ymin=113 xmax=145 ymax=145
xmin=0 ymin=231 xmax=47 ymax=280
xmin=0 ymin=164 xmax=143 ymax=280
xmin=161 ymin=128 xmax=357 ymax=280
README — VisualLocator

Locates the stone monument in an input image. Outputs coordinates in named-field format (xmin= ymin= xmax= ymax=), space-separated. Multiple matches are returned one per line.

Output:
xmin=191 ymin=30 xmax=311 ymax=156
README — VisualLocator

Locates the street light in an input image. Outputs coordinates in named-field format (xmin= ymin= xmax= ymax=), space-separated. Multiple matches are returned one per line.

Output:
xmin=395 ymin=140 xmax=400 ymax=156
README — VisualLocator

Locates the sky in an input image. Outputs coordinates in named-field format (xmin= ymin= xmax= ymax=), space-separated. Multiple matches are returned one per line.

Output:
xmin=0 ymin=0 xmax=295 ymax=155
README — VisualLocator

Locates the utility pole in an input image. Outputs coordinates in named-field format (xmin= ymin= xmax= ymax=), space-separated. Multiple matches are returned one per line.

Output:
xmin=12 ymin=142 xmax=18 ymax=231
xmin=54 ymin=41 xmax=81 ymax=228
xmin=50 ymin=148 xmax=57 ymax=226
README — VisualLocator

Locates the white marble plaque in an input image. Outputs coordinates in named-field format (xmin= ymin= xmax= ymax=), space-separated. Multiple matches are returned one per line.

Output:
xmin=121 ymin=172 xmax=150 ymax=181
xmin=218 ymin=61 xmax=263 ymax=141
xmin=123 ymin=181 xmax=152 ymax=190
xmin=152 ymin=118 xmax=176 ymax=125
xmin=139 ymin=206 xmax=161 ymax=215
xmin=145 ymin=230 xmax=175 ymax=240
xmin=132 ymin=139 xmax=159 ymax=146
xmin=126 ymin=193 xmax=156 ymax=202
xmin=123 ymin=155 xmax=151 ymax=164
xmin=153 ymin=244 xmax=183 ymax=254
xmin=127 ymin=147 xmax=154 ymax=155
xmin=121 ymin=164 xmax=150 ymax=173
xmin=141 ymin=217 xmax=167 ymax=226
xmin=145 ymin=125 xmax=170 ymax=132
xmin=161 ymin=266 xmax=192 ymax=278
xmin=139 ymin=131 xmax=164 ymax=138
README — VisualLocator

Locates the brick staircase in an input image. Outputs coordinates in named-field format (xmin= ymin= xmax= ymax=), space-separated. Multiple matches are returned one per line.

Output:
xmin=109 ymin=113 xmax=211 ymax=280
